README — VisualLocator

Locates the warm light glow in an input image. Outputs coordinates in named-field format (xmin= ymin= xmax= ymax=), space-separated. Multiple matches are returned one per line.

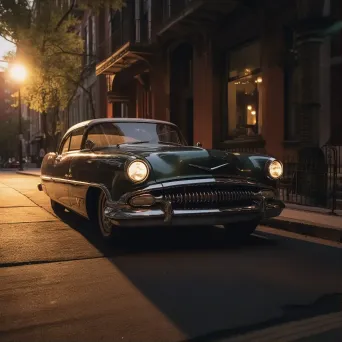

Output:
xmin=247 ymin=105 xmax=252 ymax=111
xmin=268 ymin=160 xmax=283 ymax=179
xmin=9 ymin=64 xmax=27 ymax=83
xmin=127 ymin=160 xmax=149 ymax=183
xmin=257 ymin=77 xmax=263 ymax=83
xmin=251 ymin=110 xmax=256 ymax=115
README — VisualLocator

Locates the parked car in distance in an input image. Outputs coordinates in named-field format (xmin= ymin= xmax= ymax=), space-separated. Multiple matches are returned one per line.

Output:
xmin=38 ymin=118 xmax=285 ymax=241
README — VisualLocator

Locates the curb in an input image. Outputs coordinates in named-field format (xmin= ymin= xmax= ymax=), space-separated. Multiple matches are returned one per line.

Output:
xmin=262 ymin=218 xmax=342 ymax=243
xmin=16 ymin=171 xmax=41 ymax=178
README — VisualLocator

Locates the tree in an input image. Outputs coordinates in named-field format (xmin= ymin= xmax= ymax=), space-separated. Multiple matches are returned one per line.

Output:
xmin=0 ymin=0 xmax=125 ymax=151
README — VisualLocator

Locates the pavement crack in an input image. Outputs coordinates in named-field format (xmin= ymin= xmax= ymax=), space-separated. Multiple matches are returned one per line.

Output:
xmin=0 ymin=255 xmax=105 ymax=268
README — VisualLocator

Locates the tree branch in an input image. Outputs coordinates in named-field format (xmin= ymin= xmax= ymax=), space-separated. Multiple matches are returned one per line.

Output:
xmin=55 ymin=0 xmax=77 ymax=32
xmin=49 ymin=42 xmax=97 ymax=58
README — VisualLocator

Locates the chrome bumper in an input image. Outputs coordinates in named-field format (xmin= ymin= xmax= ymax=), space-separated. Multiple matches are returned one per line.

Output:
xmin=104 ymin=199 xmax=285 ymax=227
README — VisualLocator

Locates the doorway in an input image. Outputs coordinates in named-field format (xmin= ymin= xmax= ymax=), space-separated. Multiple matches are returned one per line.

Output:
xmin=169 ymin=43 xmax=194 ymax=144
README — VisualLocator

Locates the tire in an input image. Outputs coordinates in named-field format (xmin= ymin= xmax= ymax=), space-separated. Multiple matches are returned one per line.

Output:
xmin=50 ymin=199 xmax=65 ymax=216
xmin=96 ymin=191 xmax=121 ymax=241
xmin=223 ymin=220 xmax=259 ymax=243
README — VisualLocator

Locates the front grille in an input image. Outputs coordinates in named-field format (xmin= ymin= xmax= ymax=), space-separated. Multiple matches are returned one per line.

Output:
xmin=154 ymin=185 xmax=260 ymax=210
xmin=164 ymin=190 xmax=255 ymax=204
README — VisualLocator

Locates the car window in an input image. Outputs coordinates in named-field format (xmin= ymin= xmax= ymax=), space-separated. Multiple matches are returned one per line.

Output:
xmin=69 ymin=128 xmax=84 ymax=151
xmin=60 ymin=136 xmax=71 ymax=154
xmin=87 ymin=123 xmax=130 ymax=147
xmin=86 ymin=122 xmax=185 ymax=148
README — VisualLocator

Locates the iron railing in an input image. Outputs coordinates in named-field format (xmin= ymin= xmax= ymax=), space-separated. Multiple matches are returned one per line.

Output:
xmin=279 ymin=145 xmax=339 ymax=213
xmin=221 ymin=144 xmax=340 ymax=213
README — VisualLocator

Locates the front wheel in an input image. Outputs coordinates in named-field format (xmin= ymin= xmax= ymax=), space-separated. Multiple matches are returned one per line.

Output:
xmin=223 ymin=220 xmax=259 ymax=242
xmin=97 ymin=191 xmax=121 ymax=241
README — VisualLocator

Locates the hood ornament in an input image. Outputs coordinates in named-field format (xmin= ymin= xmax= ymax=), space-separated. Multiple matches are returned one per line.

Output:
xmin=189 ymin=163 xmax=229 ymax=172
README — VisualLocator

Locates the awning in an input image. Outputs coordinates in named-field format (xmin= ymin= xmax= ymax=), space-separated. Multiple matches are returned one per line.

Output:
xmin=96 ymin=42 xmax=152 ymax=76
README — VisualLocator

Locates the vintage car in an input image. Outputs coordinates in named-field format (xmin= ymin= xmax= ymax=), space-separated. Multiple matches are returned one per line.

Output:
xmin=38 ymin=118 xmax=285 ymax=241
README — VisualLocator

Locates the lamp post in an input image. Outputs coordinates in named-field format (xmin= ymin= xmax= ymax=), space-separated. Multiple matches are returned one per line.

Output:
xmin=8 ymin=64 xmax=27 ymax=171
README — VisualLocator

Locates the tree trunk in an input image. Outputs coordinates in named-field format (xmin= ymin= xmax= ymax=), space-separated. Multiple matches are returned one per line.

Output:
xmin=86 ymin=88 xmax=96 ymax=119
xmin=40 ymin=112 xmax=48 ymax=151
xmin=40 ymin=111 xmax=55 ymax=153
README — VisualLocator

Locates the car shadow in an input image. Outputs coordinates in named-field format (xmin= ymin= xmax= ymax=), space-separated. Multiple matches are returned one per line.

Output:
xmin=53 ymin=210 xmax=342 ymax=341
xmin=55 ymin=208 xmax=277 ymax=257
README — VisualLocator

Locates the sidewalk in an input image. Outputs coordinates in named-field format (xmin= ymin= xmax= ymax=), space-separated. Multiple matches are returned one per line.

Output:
xmin=15 ymin=168 xmax=342 ymax=243
xmin=16 ymin=168 xmax=41 ymax=177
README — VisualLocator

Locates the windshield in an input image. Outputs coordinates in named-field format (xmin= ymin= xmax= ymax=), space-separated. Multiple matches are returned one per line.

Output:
xmin=85 ymin=122 xmax=187 ymax=148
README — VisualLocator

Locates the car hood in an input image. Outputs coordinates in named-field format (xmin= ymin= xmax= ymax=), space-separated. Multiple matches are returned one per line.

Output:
xmin=115 ymin=144 xmax=241 ymax=182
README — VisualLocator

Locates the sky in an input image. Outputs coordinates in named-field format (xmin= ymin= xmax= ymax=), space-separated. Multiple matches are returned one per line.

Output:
xmin=0 ymin=36 xmax=16 ymax=70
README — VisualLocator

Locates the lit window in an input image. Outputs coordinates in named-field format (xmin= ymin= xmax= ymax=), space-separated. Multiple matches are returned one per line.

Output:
xmin=227 ymin=41 xmax=263 ymax=139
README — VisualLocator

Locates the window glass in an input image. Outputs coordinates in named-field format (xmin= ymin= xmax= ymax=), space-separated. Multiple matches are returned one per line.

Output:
xmin=227 ymin=41 xmax=263 ymax=139
xmin=69 ymin=128 xmax=84 ymax=151
xmin=86 ymin=122 xmax=185 ymax=148
xmin=60 ymin=136 xmax=71 ymax=154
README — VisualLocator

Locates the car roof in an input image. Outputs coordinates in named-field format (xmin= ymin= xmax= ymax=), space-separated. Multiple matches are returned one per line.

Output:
xmin=64 ymin=118 xmax=177 ymax=136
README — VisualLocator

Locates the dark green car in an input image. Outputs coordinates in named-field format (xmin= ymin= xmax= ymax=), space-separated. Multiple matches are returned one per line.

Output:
xmin=38 ymin=118 xmax=285 ymax=240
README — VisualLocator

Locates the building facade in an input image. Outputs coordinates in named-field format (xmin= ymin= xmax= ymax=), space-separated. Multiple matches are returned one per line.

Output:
xmin=92 ymin=0 xmax=342 ymax=164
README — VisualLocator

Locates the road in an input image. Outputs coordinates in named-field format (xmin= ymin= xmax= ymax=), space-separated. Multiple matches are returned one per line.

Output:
xmin=0 ymin=171 xmax=341 ymax=342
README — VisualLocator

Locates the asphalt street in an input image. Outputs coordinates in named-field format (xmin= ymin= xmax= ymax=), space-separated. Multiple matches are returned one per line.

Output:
xmin=0 ymin=171 xmax=341 ymax=342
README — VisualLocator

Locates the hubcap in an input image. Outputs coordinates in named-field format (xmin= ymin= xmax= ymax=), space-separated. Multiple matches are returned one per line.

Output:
xmin=99 ymin=194 xmax=112 ymax=237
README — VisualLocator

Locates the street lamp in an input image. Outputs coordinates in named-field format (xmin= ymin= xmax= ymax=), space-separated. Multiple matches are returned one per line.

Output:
xmin=9 ymin=64 xmax=28 ymax=171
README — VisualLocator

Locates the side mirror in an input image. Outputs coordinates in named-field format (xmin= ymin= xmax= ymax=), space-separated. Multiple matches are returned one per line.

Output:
xmin=196 ymin=142 xmax=202 ymax=148
xmin=85 ymin=139 xmax=96 ymax=151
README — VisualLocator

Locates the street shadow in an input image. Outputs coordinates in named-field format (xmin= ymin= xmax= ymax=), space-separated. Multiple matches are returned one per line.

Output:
xmin=53 ymin=209 xmax=342 ymax=340
xmin=55 ymin=208 xmax=277 ymax=257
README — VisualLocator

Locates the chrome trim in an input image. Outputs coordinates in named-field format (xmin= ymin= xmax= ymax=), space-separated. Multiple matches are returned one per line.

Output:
xmin=163 ymin=189 xmax=256 ymax=205
xmin=41 ymin=175 xmax=273 ymax=201
xmin=129 ymin=193 xmax=156 ymax=207
xmin=188 ymin=163 xmax=230 ymax=172
xmin=41 ymin=175 xmax=283 ymax=226
xmin=41 ymin=175 xmax=113 ymax=201
xmin=104 ymin=200 xmax=285 ymax=227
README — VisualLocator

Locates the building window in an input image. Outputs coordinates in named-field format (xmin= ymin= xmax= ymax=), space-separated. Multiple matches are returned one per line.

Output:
xmin=92 ymin=15 xmax=96 ymax=57
xmin=143 ymin=0 xmax=151 ymax=41
xmin=84 ymin=24 xmax=89 ymax=65
xmin=227 ymin=41 xmax=263 ymax=139
xmin=135 ymin=0 xmax=141 ymax=43
xmin=88 ymin=16 xmax=93 ymax=62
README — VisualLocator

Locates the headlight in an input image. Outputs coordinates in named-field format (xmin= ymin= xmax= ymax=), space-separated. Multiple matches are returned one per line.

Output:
xmin=268 ymin=160 xmax=283 ymax=179
xmin=127 ymin=160 xmax=149 ymax=183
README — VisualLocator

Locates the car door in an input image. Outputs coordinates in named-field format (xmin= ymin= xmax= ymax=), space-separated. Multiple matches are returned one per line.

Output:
xmin=51 ymin=134 xmax=73 ymax=208
xmin=67 ymin=127 xmax=88 ymax=216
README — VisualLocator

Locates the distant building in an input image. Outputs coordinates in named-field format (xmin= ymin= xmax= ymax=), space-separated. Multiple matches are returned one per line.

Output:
xmin=0 ymin=69 xmax=16 ymax=121
xmin=63 ymin=6 xmax=107 ymax=133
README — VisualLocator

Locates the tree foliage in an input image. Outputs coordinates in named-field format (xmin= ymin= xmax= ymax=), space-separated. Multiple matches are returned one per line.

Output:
xmin=0 ymin=0 xmax=124 ymax=151
xmin=0 ymin=0 xmax=124 ymax=112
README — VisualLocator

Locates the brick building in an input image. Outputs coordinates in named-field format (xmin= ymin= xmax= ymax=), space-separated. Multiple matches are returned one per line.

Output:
xmin=91 ymin=0 xmax=342 ymax=164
